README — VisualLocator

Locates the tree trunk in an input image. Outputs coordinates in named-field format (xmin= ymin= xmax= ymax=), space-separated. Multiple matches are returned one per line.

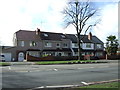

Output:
xmin=77 ymin=32 xmax=81 ymax=60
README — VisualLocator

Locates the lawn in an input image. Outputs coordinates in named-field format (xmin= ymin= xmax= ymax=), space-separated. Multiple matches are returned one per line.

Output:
xmin=80 ymin=82 xmax=119 ymax=89
xmin=0 ymin=62 xmax=11 ymax=66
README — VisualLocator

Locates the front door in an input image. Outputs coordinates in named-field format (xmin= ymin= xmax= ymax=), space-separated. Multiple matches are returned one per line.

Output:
xmin=18 ymin=52 xmax=24 ymax=61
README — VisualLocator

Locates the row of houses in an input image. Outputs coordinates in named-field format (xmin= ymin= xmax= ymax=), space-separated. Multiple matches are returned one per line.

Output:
xmin=1 ymin=28 xmax=104 ymax=61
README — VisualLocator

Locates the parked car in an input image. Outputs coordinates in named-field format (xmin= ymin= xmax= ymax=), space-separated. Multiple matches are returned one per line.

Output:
xmin=0 ymin=55 xmax=5 ymax=62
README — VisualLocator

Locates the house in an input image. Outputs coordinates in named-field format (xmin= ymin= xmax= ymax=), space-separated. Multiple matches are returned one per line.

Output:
xmin=65 ymin=32 xmax=104 ymax=57
xmin=1 ymin=28 xmax=104 ymax=61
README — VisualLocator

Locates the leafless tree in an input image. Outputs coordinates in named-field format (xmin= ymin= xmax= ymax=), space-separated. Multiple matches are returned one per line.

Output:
xmin=62 ymin=0 xmax=100 ymax=60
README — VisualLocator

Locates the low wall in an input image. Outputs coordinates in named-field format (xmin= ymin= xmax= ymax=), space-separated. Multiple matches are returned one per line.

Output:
xmin=107 ymin=55 xmax=120 ymax=60
xmin=26 ymin=54 xmax=120 ymax=61
xmin=26 ymin=55 xmax=78 ymax=61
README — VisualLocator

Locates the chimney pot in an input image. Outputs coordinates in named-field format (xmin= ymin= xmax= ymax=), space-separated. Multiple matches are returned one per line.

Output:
xmin=36 ymin=28 xmax=40 ymax=35
xmin=88 ymin=32 xmax=92 ymax=40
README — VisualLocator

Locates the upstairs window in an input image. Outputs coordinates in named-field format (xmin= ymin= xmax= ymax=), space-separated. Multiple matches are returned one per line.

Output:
xmin=56 ymin=43 xmax=60 ymax=47
xmin=44 ymin=33 xmax=48 ymax=37
xmin=97 ymin=44 xmax=102 ymax=49
xmin=45 ymin=42 xmax=52 ymax=47
xmin=19 ymin=41 xmax=24 ymax=47
xmin=63 ymin=43 xmax=68 ymax=48
xmin=72 ymin=43 xmax=78 ymax=48
xmin=86 ymin=43 xmax=91 ymax=48
xmin=61 ymin=35 xmax=65 ymax=38
xmin=30 ymin=41 xmax=37 ymax=47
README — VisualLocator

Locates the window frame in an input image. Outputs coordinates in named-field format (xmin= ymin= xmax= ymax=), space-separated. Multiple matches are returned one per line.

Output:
xmin=30 ymin=41 xmax=37 ymax=47
xmin=86 ymin=43 xmax=92 ymax=48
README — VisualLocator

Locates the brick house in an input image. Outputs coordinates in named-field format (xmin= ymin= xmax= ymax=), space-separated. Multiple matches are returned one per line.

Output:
xmin=65 ymin=32 xmax=104 ymax=57
xmin=1 ymin=28 xmax=104 ymax=61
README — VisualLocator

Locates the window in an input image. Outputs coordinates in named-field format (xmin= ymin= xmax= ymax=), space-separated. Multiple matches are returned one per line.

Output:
xmin=44 ymin=33 xmax=48 ymax=37
xmin=86 ymin=43 xmax=91 ymax=48
xmin=96 ymin=52 xmax=103 ymax=56
xmin=97 ymin=44 xmax=102 ymax=49
xmin=56 ymin=43 xmax=60 ymax=47
xmin=19 ymin=41 xmax=24 ymax=47
xmin=72 ymin=43 xmax=78 ymax=48
xmin=61 ymin=35 xmax=65 ymax=38
xmin=45 ymin=42 xmax=52 ymax=47
xmin=63 ymin=43 xmax=68 ymax=47
xmin=30 ymin=41 xmax=37 ymax=46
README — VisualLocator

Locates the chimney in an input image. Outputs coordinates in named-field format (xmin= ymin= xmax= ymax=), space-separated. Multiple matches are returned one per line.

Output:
xmin=36 ymin=28 xmax=40 ymax=35
xmin=88 ymin=32 xmax=92 ymax=40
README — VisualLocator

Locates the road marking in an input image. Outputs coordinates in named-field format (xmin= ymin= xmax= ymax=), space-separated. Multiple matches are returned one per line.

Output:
xmin=81 ymin=81 xmax=89 ymax=85
xmin=78 ymin=68 xmax=84 ymax=69
xmin=8 ymin=66 xmax=11 ymax=70
xmin=89 ymin=67 xmax=94 ymax=68
xmin=31 ymin=79 xmax=120 ymax=89
xmin=98 ymin=66 xmax=109 ymax=68
xmin=46 ymin=85 xmax=78 ymax=88
xmin=33 ymin=85 xmax=79 ymax=89
xmin=53 ymin=68 xmax=58 ymax=71
xmin=78 ymin=67 xmax=94 ymax=69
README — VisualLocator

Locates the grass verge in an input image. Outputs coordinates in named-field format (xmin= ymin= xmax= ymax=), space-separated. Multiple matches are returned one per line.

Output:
xmin=0 ymin=62 xmax=11 ymax=66
xmin=35 ymin=60 xmax=98 ymax=65
xmin=80 ymin=82 xmax=119 ymax=88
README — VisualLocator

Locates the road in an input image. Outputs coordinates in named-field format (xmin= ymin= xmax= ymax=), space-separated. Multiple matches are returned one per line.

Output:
xmin=0 ymin=62 xmax=118 ymax=89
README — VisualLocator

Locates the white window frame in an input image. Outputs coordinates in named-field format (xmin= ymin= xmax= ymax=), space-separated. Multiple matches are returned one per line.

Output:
xmin=72 ymin=43 xmax=78 ymax=48
xmin=86 ymin=43 xmax=91 ymax=48
xmin=44 ymin=33 xmax=48 ymax=37
xmin=97 ymin=44 xmax=102 ymax=49
xmin=30 ymin=41 xmax=37 ymax=47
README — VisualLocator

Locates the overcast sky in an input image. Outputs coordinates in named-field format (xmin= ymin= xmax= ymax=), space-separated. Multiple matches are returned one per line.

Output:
xmin=0 ymin=0 xmax=119 ymax=46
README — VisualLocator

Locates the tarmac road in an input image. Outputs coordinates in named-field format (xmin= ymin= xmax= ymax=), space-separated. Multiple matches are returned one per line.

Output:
xmin=1 ymin=62 xmax=118 ymax=89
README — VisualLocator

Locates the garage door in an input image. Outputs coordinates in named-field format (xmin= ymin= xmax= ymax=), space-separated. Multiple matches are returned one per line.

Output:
xmin=2 ymin=53 xmax=11 ymax=62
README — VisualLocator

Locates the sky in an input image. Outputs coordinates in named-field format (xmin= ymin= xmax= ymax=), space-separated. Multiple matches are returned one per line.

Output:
xmin=0 ymin=0 xmax=119 ymax=46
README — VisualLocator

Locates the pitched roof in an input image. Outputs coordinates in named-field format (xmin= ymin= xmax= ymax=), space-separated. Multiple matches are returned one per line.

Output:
xmin=15 ymin=30 xmax=103 ymax=44
xmin=15 ymin=30 xmax=40 ymax=41
xmin=66 ymin=34 xmax=103 ymax=44
xmin=15 ymin=30 xmax=67 ymax=41
xmin=80 ymin=35 xmax=92 ymax=43
xmin=65 ymin=34 xmax=77 ymax=43
xmin=40 ymin=32 xmax=67 ymax=41
xmin=92 ymin=36 xmax=104 ymax=44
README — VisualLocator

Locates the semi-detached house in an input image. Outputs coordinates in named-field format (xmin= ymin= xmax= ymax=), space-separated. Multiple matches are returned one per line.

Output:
xmin=1 ymin=28 xmax=104 ymax=61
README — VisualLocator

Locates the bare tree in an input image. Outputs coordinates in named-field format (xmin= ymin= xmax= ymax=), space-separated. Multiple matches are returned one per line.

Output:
xmin=62 ymin=0 xmax=100 ymax=60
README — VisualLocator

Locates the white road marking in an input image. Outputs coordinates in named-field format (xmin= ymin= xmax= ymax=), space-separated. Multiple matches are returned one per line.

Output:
xmin=78 ymin=68 xmax=84 ymax=69
xmin=8 ymin=66 xmax=11 ymax=70
xmin=33 ymin=85 xmax=79 ymax=89
xmin=98 ymin=66 xmax=109 ymax=68
xmin=53 ymin=68 xmax=58 ymax=71
xmin=78 ymin=67 xmax=94 ymax=69
xmin=36 ymin=86 xmax=45 ymax=88
xmin=81 ymin=81 xmax=89 ymax=85
xmin=46 ymin=85 xmax=78 ymax=88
